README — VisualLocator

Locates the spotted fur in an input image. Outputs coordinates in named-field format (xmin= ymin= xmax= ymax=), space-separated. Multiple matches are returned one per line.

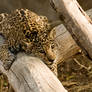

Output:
xmin=0 ymin=9 xmax=56 ymax=70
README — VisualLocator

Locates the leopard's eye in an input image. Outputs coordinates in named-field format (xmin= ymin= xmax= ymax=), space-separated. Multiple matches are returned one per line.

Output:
xmin=51 ymin=43 xmax=55 ymax=49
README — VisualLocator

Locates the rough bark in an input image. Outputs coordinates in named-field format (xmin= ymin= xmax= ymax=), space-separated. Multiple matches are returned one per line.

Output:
xmin=54 ymin=24 xmax=80 ymax=64
xmin=54 ymin=8 xmax=92 ymax=64
xmin=0 ymin=53 xmax=67 ymax=92
xmin=51 ymin=0 xmax=92 ymax=59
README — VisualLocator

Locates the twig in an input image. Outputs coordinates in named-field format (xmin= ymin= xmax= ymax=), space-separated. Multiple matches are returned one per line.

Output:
xmin=73 ymin=58 xmax=91 ymax=71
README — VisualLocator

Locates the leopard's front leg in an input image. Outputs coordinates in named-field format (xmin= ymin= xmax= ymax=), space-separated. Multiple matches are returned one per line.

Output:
xmin=0 ymin=44 xmax=16 ymax=70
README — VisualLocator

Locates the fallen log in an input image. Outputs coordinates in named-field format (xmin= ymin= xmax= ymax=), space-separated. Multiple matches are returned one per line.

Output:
xmin=0 ymin=53 xmax=67 ymax=92
xmin=51 ymin=0 xmax=92 ymax=59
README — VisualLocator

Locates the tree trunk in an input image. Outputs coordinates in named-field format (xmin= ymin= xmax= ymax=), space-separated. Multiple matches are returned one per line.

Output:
xmin=54 ymin=8 xmax=92 ymax=64
xmin=51 ymin=0 xmax=92 ymax=59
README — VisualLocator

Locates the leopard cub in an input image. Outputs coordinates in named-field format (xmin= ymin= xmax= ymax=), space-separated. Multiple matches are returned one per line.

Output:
xmin=0 ymin=9 xmax=56 ymax=70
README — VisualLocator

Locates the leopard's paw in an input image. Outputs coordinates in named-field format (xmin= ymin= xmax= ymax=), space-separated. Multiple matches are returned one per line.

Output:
xmin=3 ymin=54 xmax=16 ymax=70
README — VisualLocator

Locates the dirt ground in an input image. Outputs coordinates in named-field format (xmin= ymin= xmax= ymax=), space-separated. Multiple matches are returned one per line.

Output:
xmin=58 ymin=53 xmax=92 ymax=92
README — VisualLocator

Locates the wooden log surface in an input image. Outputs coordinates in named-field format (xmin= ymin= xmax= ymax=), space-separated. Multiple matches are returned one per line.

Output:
xmin=51 ymin=0 xmax=92 ymax=59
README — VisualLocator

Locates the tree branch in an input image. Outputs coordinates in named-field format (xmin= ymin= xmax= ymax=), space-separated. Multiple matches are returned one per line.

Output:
xmin=51 ymin=0 xmax=92 ymax=59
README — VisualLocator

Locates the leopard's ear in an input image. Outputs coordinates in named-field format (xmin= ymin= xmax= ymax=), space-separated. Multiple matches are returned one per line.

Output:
xmin=39 ymin=16 xmax=48 ymax=22
xmin=0 ymin=13 xmax=8 ymax=23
